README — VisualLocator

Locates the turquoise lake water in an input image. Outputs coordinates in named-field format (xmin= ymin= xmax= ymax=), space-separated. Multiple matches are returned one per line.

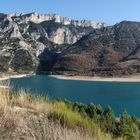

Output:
xmin=2 ymin=75 xmax=140 ymax=117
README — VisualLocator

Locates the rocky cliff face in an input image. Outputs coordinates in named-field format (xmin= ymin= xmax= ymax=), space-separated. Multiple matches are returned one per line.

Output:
xmin=5 ymin=12 xmax=106 ymax=44
xmin=1 ymin=13 xmax=140 ymax=76
xmin=0 ymin=12 xmax=106 ymax=73
xmin=9 ymin=12 xmax=106 ymax=28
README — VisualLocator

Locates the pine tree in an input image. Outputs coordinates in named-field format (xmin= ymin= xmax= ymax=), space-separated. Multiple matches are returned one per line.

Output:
xmin=118 ymin=111 xmax=139 ymax=140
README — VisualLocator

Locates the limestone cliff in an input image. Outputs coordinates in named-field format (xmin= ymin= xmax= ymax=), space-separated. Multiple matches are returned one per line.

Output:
xmin=5 ymin=12 xmax=106 ymax=44
xmin=9 ymin=12 xmax=107 ymax=28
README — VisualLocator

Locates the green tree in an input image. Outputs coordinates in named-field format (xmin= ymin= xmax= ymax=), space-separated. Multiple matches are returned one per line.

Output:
xmin=73 ymin=102 xmax=87 ymax=116
xmin=96 ymin=104 xmax=102 ymax=116
xmin=118 ymin=111 xmax=139 ymax=140
xmin=86 ymin=103 xmax=97 ymax=118
xmin=101 ymin=106 xmax=116 ymax=133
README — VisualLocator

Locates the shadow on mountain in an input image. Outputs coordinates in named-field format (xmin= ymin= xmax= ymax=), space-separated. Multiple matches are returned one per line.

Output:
xmin=36 ymin=48 xmax=58 ymax=75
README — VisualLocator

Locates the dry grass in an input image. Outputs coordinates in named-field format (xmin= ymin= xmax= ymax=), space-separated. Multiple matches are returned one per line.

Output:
xmin=0 ymin=87 xmax=124 ymax=140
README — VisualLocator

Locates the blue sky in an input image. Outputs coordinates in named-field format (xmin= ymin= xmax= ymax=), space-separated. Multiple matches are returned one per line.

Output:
xmin=0 ymin=0 xmax=140 ymax=25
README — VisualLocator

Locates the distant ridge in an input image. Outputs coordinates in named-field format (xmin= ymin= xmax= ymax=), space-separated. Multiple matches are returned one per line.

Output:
xmin=4 ymin=12 xmax=107 ymax=28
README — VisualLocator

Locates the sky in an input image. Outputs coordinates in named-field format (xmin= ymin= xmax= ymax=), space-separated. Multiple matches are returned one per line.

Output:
xmin=0 ymin=0 xmax=140 ymax=25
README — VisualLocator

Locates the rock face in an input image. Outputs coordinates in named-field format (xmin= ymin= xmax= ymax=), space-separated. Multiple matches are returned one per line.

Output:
xmin=0 ymin=12 xmax=105 ymax=73
xmin=0 ymin=13 xmax=140 ymax=76
xmin=10 ymin=12 xmax=106 ymax=28
xmin=6 ymin=12 xmax=107 ymax=44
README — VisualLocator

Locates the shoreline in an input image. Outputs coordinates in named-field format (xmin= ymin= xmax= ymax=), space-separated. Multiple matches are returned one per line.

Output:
xmin=0 ymin=73 xmax=140 ymax=82
xmin=0 ymin=74 xmax=30 ymax=81
xmin=49 ymin=75 xmax=140 ymax=82
xmin=0 ymin=74 xmax=32 ymax=88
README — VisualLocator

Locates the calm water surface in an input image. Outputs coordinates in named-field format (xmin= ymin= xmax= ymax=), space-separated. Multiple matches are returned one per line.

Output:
xmin=2 ymin=75 xmax=140 ymax=117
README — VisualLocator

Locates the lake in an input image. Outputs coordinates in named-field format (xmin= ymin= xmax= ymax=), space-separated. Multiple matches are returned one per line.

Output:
xmin=1 ymin=75 xmax=140 ymax=117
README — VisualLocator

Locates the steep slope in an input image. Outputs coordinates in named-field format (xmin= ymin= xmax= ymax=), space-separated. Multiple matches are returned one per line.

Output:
xmin=51 ymin=21 xmax=140 ymax=76
xmin=0 ymin=13 xmax=105 ymax=73
xmin=10 ymin=12 xmax=106 ymax=44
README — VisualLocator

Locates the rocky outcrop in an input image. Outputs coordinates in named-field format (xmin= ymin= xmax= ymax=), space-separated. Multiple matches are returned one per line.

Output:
xmin=10 ymin=12 xmax=107 ymax=28
xmin=7 ymin=12 xmax=106 ymax=44
xmin=48 ymin=27 xmax=83 ymax=44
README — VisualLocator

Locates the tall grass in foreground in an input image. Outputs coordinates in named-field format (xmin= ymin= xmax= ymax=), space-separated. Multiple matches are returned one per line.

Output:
xmin=0 ymin=87 xmax=124 ymax=140
xmin=49 ymin=101 xmax=124 ymax=140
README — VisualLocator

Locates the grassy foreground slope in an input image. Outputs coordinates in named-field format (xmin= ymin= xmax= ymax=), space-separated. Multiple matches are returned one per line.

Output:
xmin=0 ymin=88 xmax=138 ymax=140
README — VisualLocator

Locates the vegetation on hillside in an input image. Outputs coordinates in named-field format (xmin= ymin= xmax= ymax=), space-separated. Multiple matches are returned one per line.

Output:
xmin=0 ymin=87 xmax=139 ymax=140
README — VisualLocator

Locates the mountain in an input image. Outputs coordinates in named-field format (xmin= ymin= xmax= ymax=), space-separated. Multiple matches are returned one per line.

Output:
xmin=0 ymin=12 xmax=106 ymax=73
xmin=0 ymin=13 xmax=140 ymax=76
xmin=1 ymin=12 xmax=106 ymax=44
xmin=51 ymin=21 xmax=140 ymax=76
xmin=0 ymin=13 xmax=106 ymax=71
